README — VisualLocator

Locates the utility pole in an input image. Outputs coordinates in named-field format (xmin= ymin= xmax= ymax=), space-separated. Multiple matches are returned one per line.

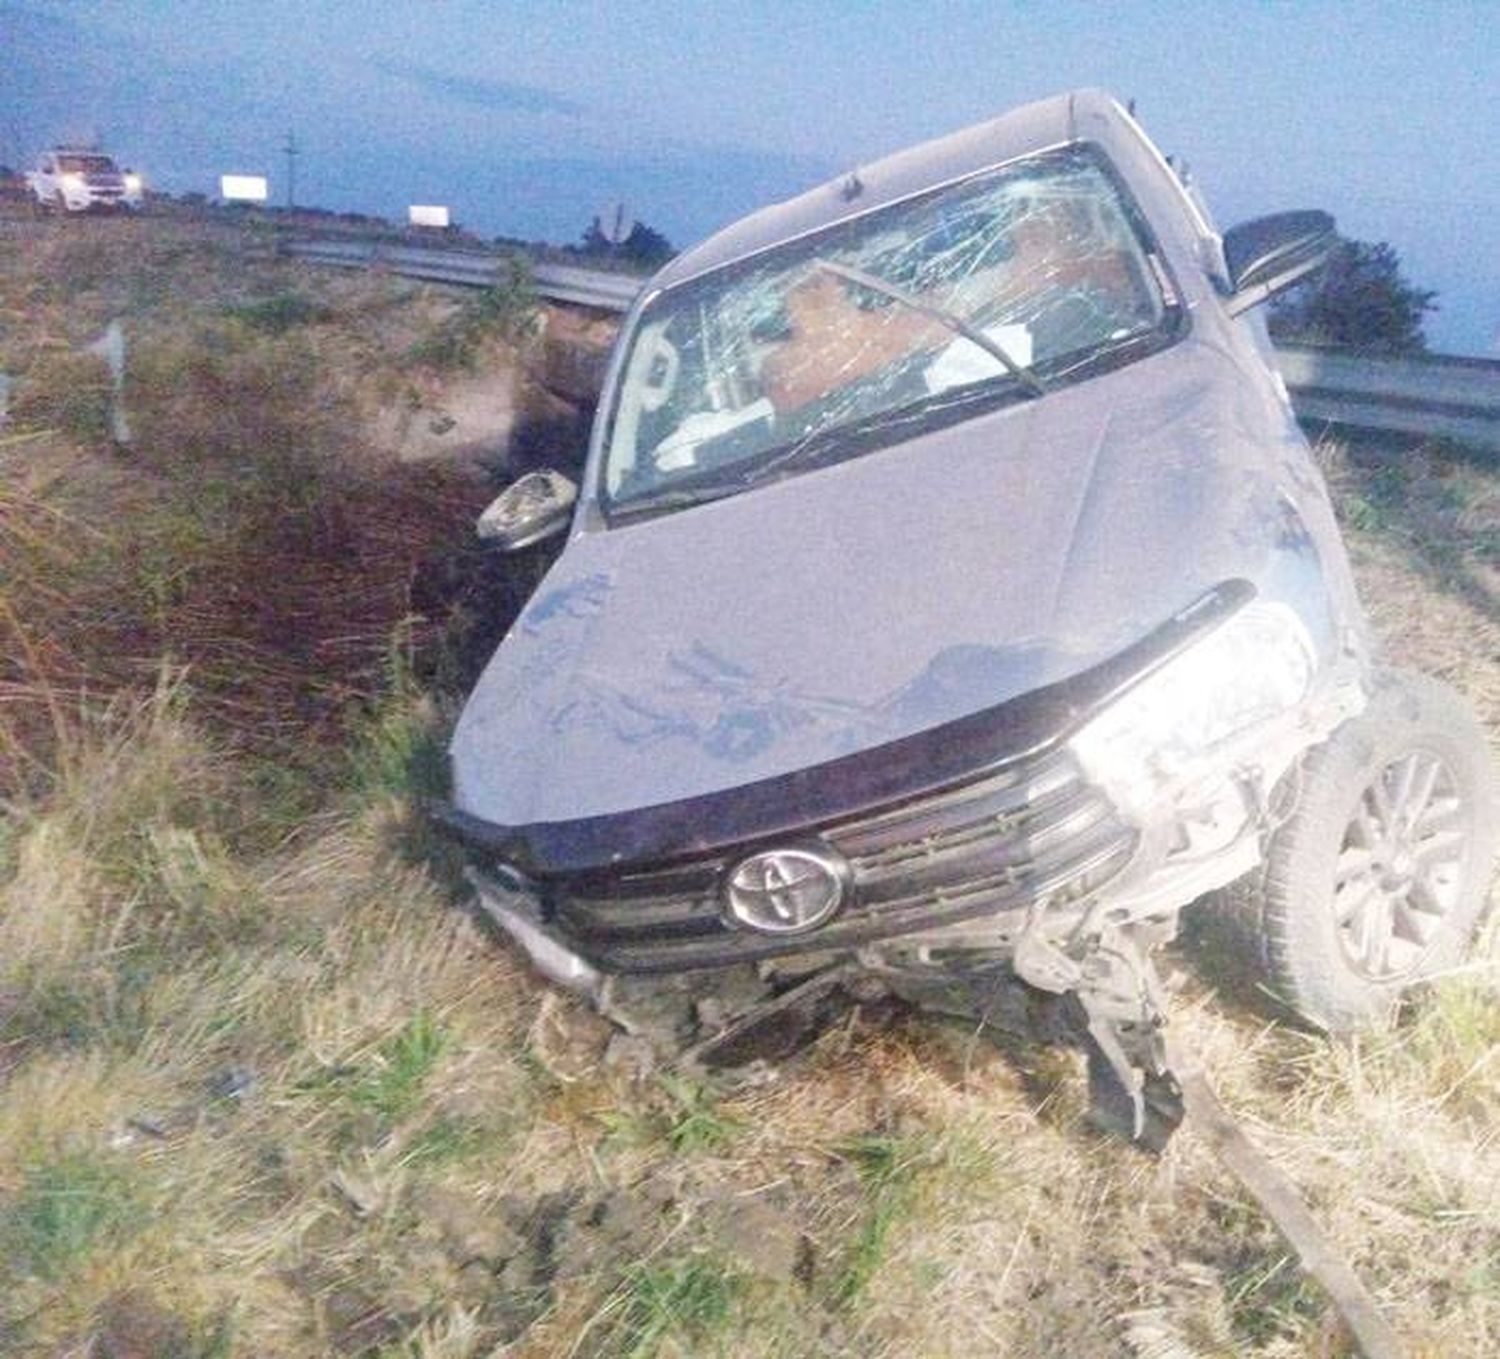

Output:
xmin=283 ymin=130 xmax=299 ymax=210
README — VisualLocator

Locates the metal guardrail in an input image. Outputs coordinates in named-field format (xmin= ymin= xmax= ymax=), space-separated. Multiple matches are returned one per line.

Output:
xmin=285 ymin=238 xmax=1500 ymax=450
xmin=282 ymin=238 xmax=643 ymax=312
xmin=1276 ymin=345 xmax=1500 ymax=452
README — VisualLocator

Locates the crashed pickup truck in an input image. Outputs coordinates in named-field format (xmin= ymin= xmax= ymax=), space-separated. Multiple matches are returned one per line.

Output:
xmin=434 ymin=90 xmax=1497 ymax=1140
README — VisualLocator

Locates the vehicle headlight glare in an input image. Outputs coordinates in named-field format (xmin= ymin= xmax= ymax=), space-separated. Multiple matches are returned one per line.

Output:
xmin=1070 ymin=601 xmax=1315 ymax=799
xmin=124 ymin=174 xmax=142 ymax=193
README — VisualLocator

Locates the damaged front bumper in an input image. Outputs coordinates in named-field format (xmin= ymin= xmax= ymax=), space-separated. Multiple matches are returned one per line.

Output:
xmin=436 ymin=579 xmax=1365 ymax=1142
xmin=462 ymin=743 xmax=1136 ymax=975
xmin=434 ymin=578 xmax=1353 ymax=983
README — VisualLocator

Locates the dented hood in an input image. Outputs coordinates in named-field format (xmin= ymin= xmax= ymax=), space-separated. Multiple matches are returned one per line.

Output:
xmin=450 ymin=337 xmax=1302 ymax=831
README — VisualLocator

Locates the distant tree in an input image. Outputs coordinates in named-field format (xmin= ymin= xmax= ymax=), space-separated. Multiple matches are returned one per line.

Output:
xmin=573 ymin=217 xmax=676 ymax=270
xmin=1268 ymin=237 xmax=1437 ymax=354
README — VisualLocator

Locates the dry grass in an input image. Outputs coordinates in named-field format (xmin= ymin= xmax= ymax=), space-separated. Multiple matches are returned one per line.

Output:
xmin=0 ymin=680 xmax=543 ymax=1351
xmin=0 ymin=220 xmax=533 ymax=791
xmin=3 ymin=224 xmax=1499 ymax=1355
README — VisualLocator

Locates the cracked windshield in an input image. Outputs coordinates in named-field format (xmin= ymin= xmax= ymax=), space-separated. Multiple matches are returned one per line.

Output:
xmin=603 ymin=146 xmax=1171 ymax=512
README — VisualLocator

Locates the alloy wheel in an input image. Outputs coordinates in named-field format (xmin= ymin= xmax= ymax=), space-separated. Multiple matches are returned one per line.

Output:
xmin=1332 ymin=749 xmax=1467 ymax=981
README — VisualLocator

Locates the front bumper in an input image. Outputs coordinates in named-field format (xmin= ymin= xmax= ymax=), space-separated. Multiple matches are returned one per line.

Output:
xmin=62 ymin=186 xmax=136 ymax=211
xmin=451 ymin=745 xmax=1136 ymax=974
xmin=436 ymin=580 xmax=1290 ymax=980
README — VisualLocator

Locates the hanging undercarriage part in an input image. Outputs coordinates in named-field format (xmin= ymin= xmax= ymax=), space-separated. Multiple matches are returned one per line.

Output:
xmin=1011 ymin=907 xmax=1184 ymax=1148
xmin=1006 ymin=907 xmax=1403 ymax=1353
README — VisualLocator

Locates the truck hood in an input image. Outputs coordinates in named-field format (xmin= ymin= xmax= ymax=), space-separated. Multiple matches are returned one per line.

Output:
xmin=450 ymin=337 xmax=1298 ymax=833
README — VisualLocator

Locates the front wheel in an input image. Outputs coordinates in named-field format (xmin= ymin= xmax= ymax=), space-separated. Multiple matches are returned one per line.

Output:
xmin=1222 ymin=669 xmax=1498 ymax=1033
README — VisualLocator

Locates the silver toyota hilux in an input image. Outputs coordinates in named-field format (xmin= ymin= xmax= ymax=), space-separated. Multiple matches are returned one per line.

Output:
xmin=435 ymin=90 xmax=1497 ymax=1139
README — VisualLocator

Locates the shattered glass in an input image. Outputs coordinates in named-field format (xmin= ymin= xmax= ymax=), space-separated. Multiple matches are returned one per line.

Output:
xmin=602 ymin=146 xmax=1174 ymax=513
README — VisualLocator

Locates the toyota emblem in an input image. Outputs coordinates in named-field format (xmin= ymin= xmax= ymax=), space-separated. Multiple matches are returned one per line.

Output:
xmin=722 ymin=843 xmax=850 ymax=935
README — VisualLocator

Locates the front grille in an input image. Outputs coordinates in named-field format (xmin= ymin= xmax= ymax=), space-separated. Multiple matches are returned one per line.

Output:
xmin=543 ymin=748 xmax=1134 ymax=971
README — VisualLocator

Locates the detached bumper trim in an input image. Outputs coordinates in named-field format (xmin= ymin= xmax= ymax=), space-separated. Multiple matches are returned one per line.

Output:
xmin=465 ymin=867 xmax=602 ymax=999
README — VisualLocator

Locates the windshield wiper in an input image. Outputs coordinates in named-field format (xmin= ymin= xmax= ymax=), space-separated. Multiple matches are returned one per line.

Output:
xmin=813 ymin=258 xmax=1047 ymax=397
xmin=608 ymin=480 xmax=744 ymax=520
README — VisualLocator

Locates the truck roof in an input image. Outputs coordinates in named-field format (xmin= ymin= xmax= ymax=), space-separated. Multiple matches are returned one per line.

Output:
xmin=651 ymin=89 xmax=1128 ymax=292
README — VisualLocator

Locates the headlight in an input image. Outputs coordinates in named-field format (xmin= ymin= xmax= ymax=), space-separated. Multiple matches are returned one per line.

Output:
xmin=124 ymin=173 xmax=143 ymax=194
xmin=1070 ymin=601 xmax=1315 ymax=808
xmin=60 ymin=173 xmax=84 ymax=189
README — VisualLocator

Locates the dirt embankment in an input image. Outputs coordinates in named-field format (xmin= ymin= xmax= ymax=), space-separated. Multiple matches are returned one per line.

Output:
xmin=0 ymin=218 xmax=610 ymax=771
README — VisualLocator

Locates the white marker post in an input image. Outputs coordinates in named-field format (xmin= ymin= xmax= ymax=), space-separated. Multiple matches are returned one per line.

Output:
xmin=86 ymin=320 xmax=131 ymax=445
xmin=598 ymin=201 xmax=635 ymax=246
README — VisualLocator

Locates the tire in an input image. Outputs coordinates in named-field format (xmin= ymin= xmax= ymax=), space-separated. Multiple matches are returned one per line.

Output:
xmin=1219 ymin=668 xmax=1498 ymax=1033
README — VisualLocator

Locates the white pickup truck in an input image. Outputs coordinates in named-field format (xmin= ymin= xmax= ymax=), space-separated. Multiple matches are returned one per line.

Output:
xmin=27 ymin=148 xmax=143 ymax=213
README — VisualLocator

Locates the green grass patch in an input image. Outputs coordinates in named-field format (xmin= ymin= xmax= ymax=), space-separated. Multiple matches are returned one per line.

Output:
xmin=224 ymin=291 xmax=332 ymax=333
xmin=8 ymin=349 xmax=114 ymax=442
xmin=1414 ymin=981 xmax=1500 ymax=1060
xmin=0 ymin=976 xmax=98 ymax=1051
xmin=1384 ymin=980 xmax=1500 ymax=1106
xmin=0 ymin=816 xmax=17 ymax=883
xmin=233 ymin=753 xmax=328 ymax=851
xmin=833 ymin=1132 xmax=936 ymax=1304
xmin=597 ymin=1076 xmax=744 ymax=1156
xmin=124 ymin=823 xmax=265 ymax=948
xmin=1 ymin=1154 xmax=135 ymax=1282
xmin=346 ymin=687 xmax=449 ymax=807
xmin=398 ymin=1115 xmax=490 ymax=1170
xmin=597 ymin=1255 xmax=741 ymax=1358
xmin=657 ymin=1076 xmax=744 ymax=1154
xmin=1224 ymin=1250 xmax=1325 ymax=1347
xmin=403 ymin=263 xmax=538 ymax=371
xmin=348 ymin=1011 xmax=448 ymax=1125
xmin=1339 ymin=490 xmax=1386 ymax=533
xmin=345 ymin=623 xmax=454 ymax=806
xmin=293 ymin=1012 xmax=450 ymax=1144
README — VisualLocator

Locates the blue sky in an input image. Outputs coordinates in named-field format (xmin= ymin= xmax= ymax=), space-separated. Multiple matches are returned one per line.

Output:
xmin=5 ymin=1 xmax=1495 ymax=354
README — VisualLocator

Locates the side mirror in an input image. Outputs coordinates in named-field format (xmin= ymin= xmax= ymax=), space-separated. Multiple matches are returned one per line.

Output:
xmin=1222 ymin=210 xmax=1336 ymax=316
xmin=476 ymin=469 xmax=578 ymax=551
